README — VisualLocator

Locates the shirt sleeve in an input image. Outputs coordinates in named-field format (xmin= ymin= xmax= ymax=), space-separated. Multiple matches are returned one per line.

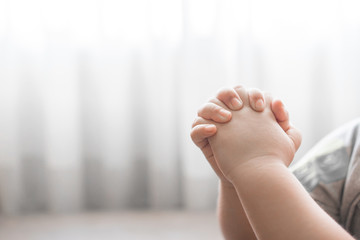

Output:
xmin=291 ymin=120 xmax=359 ymax=225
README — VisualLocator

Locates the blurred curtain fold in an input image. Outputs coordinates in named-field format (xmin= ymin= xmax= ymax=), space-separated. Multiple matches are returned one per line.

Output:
xmin=0 ymin=0 xmax=360 ymax=215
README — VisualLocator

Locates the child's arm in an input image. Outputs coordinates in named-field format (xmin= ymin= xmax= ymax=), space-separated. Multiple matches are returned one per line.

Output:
xmin=217 ymin=181 xmax=257 ymax=239
xmin=191 ymin=86 xmax=258 ymax=239
xmin=231 ymin=160 xmax=354 ymax=240
xmin=209 ymin=94 xmax=353 ymax=240
xmin=191 ymin=86 xmax=291 ymax=239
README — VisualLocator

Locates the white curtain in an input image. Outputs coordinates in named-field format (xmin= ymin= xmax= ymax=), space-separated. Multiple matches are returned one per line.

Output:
xmin=1 ymin=0 xmax=360 ymax=215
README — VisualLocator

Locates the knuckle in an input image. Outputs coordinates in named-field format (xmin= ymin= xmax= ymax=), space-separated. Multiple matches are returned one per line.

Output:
xmin=233 ymin=84 xmax=244 ymax=90
xmin=207 ymin=102 xmax=224 ymax=115
xmin=197 ymin=103 xmax=208 ymax=116
xmin=191 ymin=117 xmax=202 ymax=128
xmin=198 ymin=102 xmax=218 ymax=118
xmin=233 ymin=85 xmax=247 ymax=97
xmin=217 ymin=86 xmax=230 ymax=93
xmin=190 ymin=128 xmax=197 ymax=141
xmin=208 ymin=97 xmax=220 ymax=105
xmin=249 ymin=88 xmax=263 ymax=98
xmin=217 ymin=87 xmax=233 ymax=97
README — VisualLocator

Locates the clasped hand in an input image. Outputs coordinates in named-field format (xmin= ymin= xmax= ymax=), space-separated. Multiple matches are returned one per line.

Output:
xmin=191 ymin=86 xmax=302 ymax=183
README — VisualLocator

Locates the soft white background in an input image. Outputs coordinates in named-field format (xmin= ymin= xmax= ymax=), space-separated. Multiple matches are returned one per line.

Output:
xmin=1 ymin=0 xmax=360 ymax=215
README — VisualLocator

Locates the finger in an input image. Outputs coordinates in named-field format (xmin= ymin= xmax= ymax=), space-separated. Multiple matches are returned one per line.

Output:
xmin=208 ymin=97 xmax=230 ymax=110
xmin=233 ymin=85 xmax=249 ymax=106
xmin=263 ymin=92 xmax=273 ymax=108
xmin=197 ymin=102 xmax=232 ymax=123
xmin=191 ymin=116 xmax=213 ymax=128
xmin=271 ymin=99 xmax=290 ymax=132
xmin=216 ymin=87 xmax=243 ymax=111
xmin=190 ymin=124 xmax=217 ymax=149
xmin=248 ymin=88 xmax=265 ymax=112
xmin=286 ymin=125 xmax=302 ymax=151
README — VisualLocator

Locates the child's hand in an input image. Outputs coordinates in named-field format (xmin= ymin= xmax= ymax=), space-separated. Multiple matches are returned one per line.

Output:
xmin=208 ymin=88 xmax=302 ymax=182
xmin=191 ymin=86 xmax=290 ymax=185
xmin=190 ymin=87 xmax=244 ymax=186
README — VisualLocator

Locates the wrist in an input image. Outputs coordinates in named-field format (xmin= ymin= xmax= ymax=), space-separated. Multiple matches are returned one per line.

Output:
xmin=226 ymin=156 xmax=288 ymax=184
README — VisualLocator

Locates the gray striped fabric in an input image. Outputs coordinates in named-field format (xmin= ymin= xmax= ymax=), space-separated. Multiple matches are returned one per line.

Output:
xmin=291 ymin=118 xmax=360 ymax=238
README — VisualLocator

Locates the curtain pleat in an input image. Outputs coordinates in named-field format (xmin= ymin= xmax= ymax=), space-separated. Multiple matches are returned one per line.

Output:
xmin=1 ymin=0 xmax=360 ymax=215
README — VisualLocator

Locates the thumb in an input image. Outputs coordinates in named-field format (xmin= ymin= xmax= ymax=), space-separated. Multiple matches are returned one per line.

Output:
xmin=286 ymin=125 xmax=302 ymax=151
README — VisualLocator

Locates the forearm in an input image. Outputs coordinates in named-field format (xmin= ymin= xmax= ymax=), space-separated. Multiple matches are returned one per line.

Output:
xmin=218 ymin=181 xmax=257 ymax=240
xmin=231 ymin=160 xmax=354 ymax=240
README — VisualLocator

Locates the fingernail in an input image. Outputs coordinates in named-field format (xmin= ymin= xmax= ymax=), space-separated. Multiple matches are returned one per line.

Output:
xmin=205 ymin=125 xmax=215 ymax=132
xmin=255 ymin=99 xmax=264 ymax=109
xmin=231 ymin=98 xmax=242 ymax=109
xmin=219 ymin=109 xmax=231 ymax=120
